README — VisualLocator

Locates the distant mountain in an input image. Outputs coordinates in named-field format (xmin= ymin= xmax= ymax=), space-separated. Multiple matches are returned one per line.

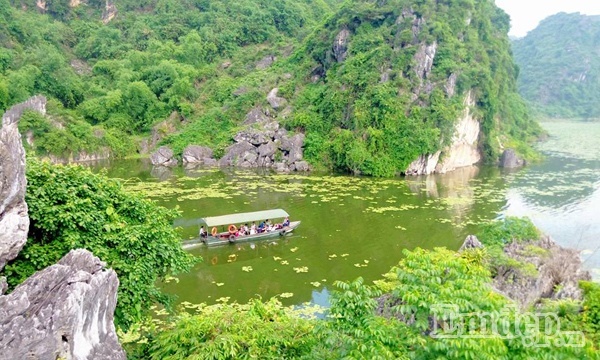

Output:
xmin=512 ymin=12 xmax=600 ymax=119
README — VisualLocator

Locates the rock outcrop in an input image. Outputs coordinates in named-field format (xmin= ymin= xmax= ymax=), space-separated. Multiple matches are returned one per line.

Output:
xmin=0 ymin=95 xmax=125 ymax=359
xmin=0 ymin=97 xmax=46 ymax=271
xmin=150 ymin=146 xmax=177 ymax=167
xmin=458 ymin=235 xmax=591 ymax=308
xmin=333 ymin=28 xmax=351 ymax=62
xmin=256 ymin=55 xmax=276 ymax=70
xmin=0 ymin=250 xmax=126 ymax=360
xmin=182 ymin=145 xmax=215 ymax=165
xmin=266 ymin=88 xmax=287 ymax=110
xmin=492 ymin=236 xmax=590 ymax=308
xmin=218 ymin=108 xmax=308 ymax=172
xmin=499 ymin=149 xmax=526 ymax=168
xmin=405 ymin=91 xmax=481 ymax=175
xmin=102 ymin=0 xmax=117 ymax=24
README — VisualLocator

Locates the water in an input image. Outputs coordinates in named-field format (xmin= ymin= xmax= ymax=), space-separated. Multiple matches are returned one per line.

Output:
xmin=92 ymin=120 xmax=600 ymax=307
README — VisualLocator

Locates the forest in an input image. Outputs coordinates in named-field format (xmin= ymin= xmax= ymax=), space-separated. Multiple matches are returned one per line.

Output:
xmin=512 ymin=12 xmax=600 ymax=119
xmin=1 ymin=0 xmax=541 ymax=175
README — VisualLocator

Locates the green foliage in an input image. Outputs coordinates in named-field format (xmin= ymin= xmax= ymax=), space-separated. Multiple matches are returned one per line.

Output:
xmin=579 ymin=281 xmax=600 ymax=347
xmin=126 ymin=245 xmax=599 ymax=359
xmin=477 ymin=217 xmax=540 ymax=247
xmin=1 ymin=160 xmax=197 ymax=330
xmin=2 ymin=0 xmax=538 ymax=170
xmin=314 ymin=277 xmax=410 ymax=359
xmin=513 ymin=13 xmax=600 ymax=119
xmin=128 ymin=299 xmax=318 ymax=360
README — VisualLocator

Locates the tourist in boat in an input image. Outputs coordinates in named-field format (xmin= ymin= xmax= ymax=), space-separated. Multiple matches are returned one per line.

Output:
xmin=282 ymin=217 xmax=290 ymax=227
xmin=250 ymin=222 xmax=257 ymax=235
xmin=258 ymin=220 xmax=266 ymax=233
xmin=199 ymin=226 xmax=207 ymax=238
xmin=243 ymin=223 xmax=249 ymax=235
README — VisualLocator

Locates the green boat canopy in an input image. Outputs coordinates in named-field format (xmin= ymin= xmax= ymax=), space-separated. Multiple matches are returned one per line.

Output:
xmin=199 ymin=209 xmax=290 ymax=227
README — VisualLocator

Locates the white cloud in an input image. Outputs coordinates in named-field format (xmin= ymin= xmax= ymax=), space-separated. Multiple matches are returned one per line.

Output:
xmin=495 ymin=0 xmax=600 ymax=37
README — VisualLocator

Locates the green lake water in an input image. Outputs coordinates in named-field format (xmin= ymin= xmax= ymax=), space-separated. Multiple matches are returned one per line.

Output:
xmin=92 ymin=120 xmax=600 ymax=307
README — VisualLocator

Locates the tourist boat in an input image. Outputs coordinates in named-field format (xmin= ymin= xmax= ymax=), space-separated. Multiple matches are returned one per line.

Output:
xmin=197 ymin=209 xmax=300 ymax=247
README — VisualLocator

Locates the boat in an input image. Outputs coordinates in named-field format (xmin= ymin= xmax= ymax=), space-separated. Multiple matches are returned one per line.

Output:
xmin=197 ymin=209 xmax=300 ymax=247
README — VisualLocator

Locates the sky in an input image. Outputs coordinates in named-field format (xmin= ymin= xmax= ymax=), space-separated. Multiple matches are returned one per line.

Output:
xmin=495 ymin=0 xmax=600 ymax=37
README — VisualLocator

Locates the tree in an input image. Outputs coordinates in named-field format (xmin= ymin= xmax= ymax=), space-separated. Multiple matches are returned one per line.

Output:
xmin=1 ymin=160 xmax=197 ymax=330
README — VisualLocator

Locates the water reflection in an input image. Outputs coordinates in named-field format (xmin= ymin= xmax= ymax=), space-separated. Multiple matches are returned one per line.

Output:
xmin=505 ymin=121 xmax=600 ymax=280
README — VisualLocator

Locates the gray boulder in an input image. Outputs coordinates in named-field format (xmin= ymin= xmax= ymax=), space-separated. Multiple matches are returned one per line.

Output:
xmin=258 ymin=141 xmax=277 ymax=158
xmin=288 ymin=133 xmax=305 ymax=163
xmin=243 ymin=107 xmax=269 ymax=125
xmin=492 ymin=236 xmax=591 ymax=308
xmin=182 ymin=145 xmax=214 ymax=164
xmin=219 ymin=141 xmax=258 ymax=167
xmin=499 ymin=149 xmax=526 ymax=168
xmin=0 ymin=249 xmax=125 ymax=360
xmin=266 ymin=88 xmax=287 ymax=110
xmin=150 ymin=146 xmax=177 ymax=166
xmin=0 ymin=96 xmax=45 ymax=271
xmin=234 ymin=130 xmax=270 ymax=146
xmin=459 ymin=235 xmax=483 ymax=252
xmin=333 ymin=28 xmax=351 ymax=62
xmin=274 ymin=162 xmax=291 ymax=173
xmin=256 ymin=55 xmax=276 ymax=70
xmin=294 ymin=161 xmax=310 ymax=172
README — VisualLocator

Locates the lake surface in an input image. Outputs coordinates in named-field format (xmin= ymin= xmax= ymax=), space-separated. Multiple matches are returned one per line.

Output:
xmin=93 ymin=120 xmax=600 ymax=307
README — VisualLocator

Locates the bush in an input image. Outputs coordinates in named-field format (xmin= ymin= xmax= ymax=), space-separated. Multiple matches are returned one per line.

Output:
xmin=1 ymin=160 xmax=197 ymax=330
xmin=477 ymin=217 xmax=541 ymax=247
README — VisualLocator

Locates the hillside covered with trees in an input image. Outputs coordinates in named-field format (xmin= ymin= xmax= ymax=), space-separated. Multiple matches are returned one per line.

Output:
xmin=512 ymin=12 xmax=600 ymax=119
xmin=0 ymin=0 xmax=540 ymax=175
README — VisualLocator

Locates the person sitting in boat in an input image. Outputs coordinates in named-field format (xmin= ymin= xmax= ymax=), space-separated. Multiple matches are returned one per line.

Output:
xmin=199 ymin=226 xmax=207 ymax=238
xmin=282 ymin=217 xmax=290 ymax=227
xmin=243 ymin=223 xmax=249 ymax=235
xmin=250 ymin=222 xmax=257 ymax=235
xmin=258 ymin=220 xmax=266 ymax=233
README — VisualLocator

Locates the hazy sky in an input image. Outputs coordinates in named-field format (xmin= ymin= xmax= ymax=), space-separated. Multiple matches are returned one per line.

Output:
xmin=495 ymin=0 xmax=600 ymax=37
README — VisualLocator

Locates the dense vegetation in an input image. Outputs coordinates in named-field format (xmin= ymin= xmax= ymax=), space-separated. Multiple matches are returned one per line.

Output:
xmin=512 ymin=12 xmax=600 ymax=119
xmin=0 ymin=160 xmax=197 ymax=330
xmin=0 ymin=0 xmax=341 ymax=157
xmin=0 ymin=0 xmax=540 ymax=175
xmin=122 ymin=220 xmax=600 ymax=359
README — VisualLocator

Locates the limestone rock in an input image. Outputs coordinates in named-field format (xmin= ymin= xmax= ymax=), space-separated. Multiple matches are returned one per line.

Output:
xmin=414 ymin=42 xmax=437 ymax=80
xmin=0 ymin=96 xmax=45 ymax=271
xmin=243 ymin=107 xmax=269 ymax=125
xmin=499 ymin=149 xmax=526 ymax=168
xmin=256 ymin=55 xmax=276 ymax=70
xmin=218 ymin=141 xmax=257 ymax=167
xmin=182 ymin=146 xmax=214 ymax=164
xmin=459 ymin=235 xmax=483 ymax=252
xmin=333 ymin=28 xmax=351 ymax=62
xmin=294 ymin=161 xmax=310 ymax=172
xmin=234 ymin=130 xmax=270 ymax=146
xmin=266 ymin=88 xmax=287 ymax=110
xmin=405 ymin=91 xmax=481 ymax=176
xmin=102 ymin=0 xmax=117 ymax=24
xmin=274 ymin=162 xmax=291 ymax=173
xmin=141 ymin=112 xmax=182 ymax=155
xmin=150 ymin=146 xmax=177 ymax=166
xmin=492 ymin=236 xmax=591 ymax=308
xmin=405 ymin=152 xmax=441 ymax=176
xmin=258 ymin=141 xmax=277 ymax=158
xmin=0 ymin=249 xmax=126 ymax=360
xmin=288 ymin=134 xmax=305 ymax=163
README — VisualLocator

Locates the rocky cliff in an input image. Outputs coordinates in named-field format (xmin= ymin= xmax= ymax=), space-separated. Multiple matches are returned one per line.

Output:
xmin=0 ymin=96 xmax=125 ymax=360
xmin=405 ymin=91 xmax=481 ymax=175
xmin=0 ymin=250 xmax=125 ymax=360
xmin=0 ymin=96 xmax=45 ymax=271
